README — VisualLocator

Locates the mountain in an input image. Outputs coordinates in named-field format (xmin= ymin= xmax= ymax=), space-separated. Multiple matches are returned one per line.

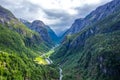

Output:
xmin=0 ymin=5 xmax=59 ymax=80
xmin=66 ymin=0 xmax=120 ymax=35
xmin=51 ymin=0 xmax=120 ymax=80
xmin=0 ymin=5 xmax=16 ymax=23
xmin=45 ymin=25 xmax=60 ymax=44
xmin=20 ymin=19 xmax=59 ymax=45
xmin=19 ymin=18 xmax=31 ymax=28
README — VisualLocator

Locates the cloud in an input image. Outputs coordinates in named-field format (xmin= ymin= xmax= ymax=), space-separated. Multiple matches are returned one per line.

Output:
xmin=0 ymin=0 xmax=112 ymax=35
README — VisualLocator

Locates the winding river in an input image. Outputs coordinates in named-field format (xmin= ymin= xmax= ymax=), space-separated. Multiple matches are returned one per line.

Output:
xmin=59 ymin=67 xmax=63 ymax=80
xmin=45 ymin=58 xmax=63 ymax=80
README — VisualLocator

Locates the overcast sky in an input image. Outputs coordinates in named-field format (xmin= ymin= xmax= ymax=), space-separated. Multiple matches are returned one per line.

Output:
xmin=0 ymin=0 xmax=112 ymax=35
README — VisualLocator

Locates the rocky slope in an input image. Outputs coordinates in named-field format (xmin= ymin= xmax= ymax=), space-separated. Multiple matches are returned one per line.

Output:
xmin=51 ymin=0 xmax=120 ymax=80
xmin=20 ymin=19 xmax=59 ymax=45
xmin=67 ymin=0 xmax=120 ymax=35
xmin=0 ymin=5 xmax=16 ymax=23
xmin=0 ymin=5 xmax=59 ymax=80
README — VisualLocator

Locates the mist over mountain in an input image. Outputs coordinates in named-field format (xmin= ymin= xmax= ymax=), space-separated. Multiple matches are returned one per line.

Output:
xmin=0 ymin=0 xmax=120 ymax=80
xmin=51 ymin=0 xmax=120 ymax=80
xmin=66 ymin=0 xmax=120 ymax=35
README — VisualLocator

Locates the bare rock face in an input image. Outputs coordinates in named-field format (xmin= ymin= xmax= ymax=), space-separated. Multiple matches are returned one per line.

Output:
xmin=0 ymin=5 xmax=16 ymax=24
xmin=67 ymin=0 xmax=120 ymax=35
xmin=52 ymin=0 xmax=120 ymax=80
xmin=20 ymin=19 xmax=59 ymax=45
xmin=31 ymin=20 xmax=52 ymax=44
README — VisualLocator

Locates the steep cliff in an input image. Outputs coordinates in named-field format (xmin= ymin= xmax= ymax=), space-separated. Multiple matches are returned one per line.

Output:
xmin=20 ymin=19 xmax=59 ymax=45
xmin=67 ymin=0 xmax=120 ymax=35
xmin=0 ymin=5 xmax=59 ymax=80
xmin=51 ymin=0 xmax=120 ymax=80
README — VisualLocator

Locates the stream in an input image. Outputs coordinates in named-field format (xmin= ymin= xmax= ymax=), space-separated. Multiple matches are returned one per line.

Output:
xmin=59 ymin=67 xmax=63 ymax=80
xmin=45 ymin=58 xmax=63 ymax=80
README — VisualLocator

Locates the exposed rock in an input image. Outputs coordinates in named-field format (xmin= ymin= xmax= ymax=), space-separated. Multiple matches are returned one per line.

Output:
xmin=0 ymin=5 xmax=16 ymax=24
xmin=67 ymin=0 xmax=120 ymax=35
xmin=30 ymin=20 xmax=52 ymax=45
xmin=20 ymin=19 xmax=59 ymax=45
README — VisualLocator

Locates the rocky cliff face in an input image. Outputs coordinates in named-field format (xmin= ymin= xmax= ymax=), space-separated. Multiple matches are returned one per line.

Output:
xmin=67 ymin=0 xmax=120 ymax=35
xmin=0 ymin=5 xmax=16 ymax=23
xmin=52 ymin=0 xmax=120 ymax=80
xmin=31 ymin=20 xmax=52 ymax=45
xmin=20 ymin=19 xmax=59 ymax=45
xmin=45 ymin=25 xmax=59 ymax=44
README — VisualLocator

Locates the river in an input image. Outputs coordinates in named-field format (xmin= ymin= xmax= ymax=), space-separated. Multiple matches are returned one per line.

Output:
xmin=45 ymin=58 xmax=63 ymax=80
xmin=59 ymin=67 xmax=63 ymax=80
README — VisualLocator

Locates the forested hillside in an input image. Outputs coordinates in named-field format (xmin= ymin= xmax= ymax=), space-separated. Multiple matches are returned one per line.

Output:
xmin=0 ymin=5 xmax=59 ymax=80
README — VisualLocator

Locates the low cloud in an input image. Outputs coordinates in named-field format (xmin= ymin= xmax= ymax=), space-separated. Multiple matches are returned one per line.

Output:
xmin=0 ymin=0 xmax=112 ymax=35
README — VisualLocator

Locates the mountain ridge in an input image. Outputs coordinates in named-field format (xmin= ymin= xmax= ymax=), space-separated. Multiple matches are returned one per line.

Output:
xmin=51 ymin=0 xmax=120 ymax=80
xmin=0 ymin=5 xmax=59 ymax=80
xmin=66 ymin=0 xmax=120 ymax=35
xmin=20 ymin=19 xmax=59 ymax=45
xmin=0 ymin=0 xmax=120 ymax=80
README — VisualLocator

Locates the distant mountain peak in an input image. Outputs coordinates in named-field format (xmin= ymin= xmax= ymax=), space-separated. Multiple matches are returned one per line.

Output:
xmin=32 ymin=20 xmax=45 ymax=27
xmin=19 ymin=18 xmax=28 ymax=23
xmin=0 ymin=5 xmax=16 ymax=23
xmin=20 ymin=19 xmax=59 ymax=45
xmin=66 ymin=0 xmax=120 ymax=35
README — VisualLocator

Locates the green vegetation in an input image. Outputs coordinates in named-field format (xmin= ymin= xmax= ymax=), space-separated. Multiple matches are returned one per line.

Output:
xmin=0 ymin=20 xmax=59 ymax=80
xmin=34 ymin=49 xmax=54 ymax=65
xmin=51 ymin=9 xmax=120 ymax=80
xmin=0 ymin=5 xmax=59 ymax=80
xmin=1 ymin=1 xmax=120 ymax=80
xmin=34 ymin=56 xmax=48 ymax=65
xmin=44 ymin=49 xmax=55 ymax=58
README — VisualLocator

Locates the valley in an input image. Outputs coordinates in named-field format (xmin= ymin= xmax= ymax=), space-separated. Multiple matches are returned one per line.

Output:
xmin=34 ymin=48 xmax=63 ymax=80
xmin=0 ymin=0 xmax=120 ymax=80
